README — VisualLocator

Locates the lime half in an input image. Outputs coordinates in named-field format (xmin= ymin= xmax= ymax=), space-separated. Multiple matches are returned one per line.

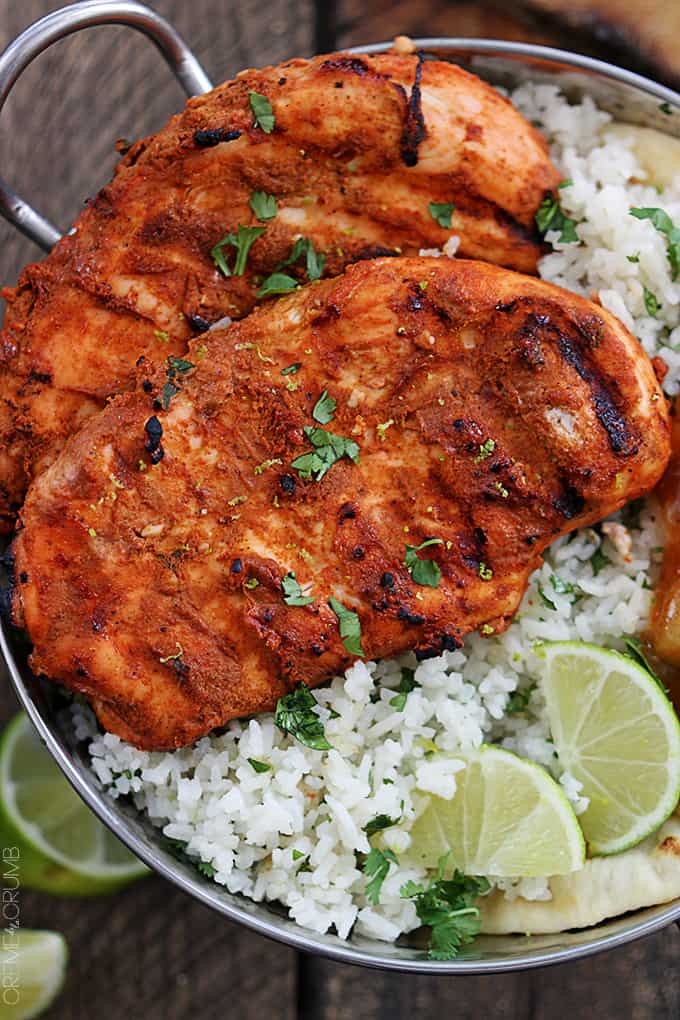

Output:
xmin=539 ymin=641 xmax=680 ymax=855
xmin=0 ymin=930 xmax=67 ymax=1020
xmin=408 ymin=746 xmax=585 ymax=876
xmin=0 ymin=713 xmax=148 ymax=895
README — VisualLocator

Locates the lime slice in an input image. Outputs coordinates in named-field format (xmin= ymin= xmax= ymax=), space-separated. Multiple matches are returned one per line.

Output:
xmin=408 ymin=746 xmax=585 ymax=876
xmin=0 ymin=930 xmax=67 ymax=1020
xmin=539 ymin=641 xmax=680 ymax=855
xmin=0 ymin=713 xmax=148 ymax=895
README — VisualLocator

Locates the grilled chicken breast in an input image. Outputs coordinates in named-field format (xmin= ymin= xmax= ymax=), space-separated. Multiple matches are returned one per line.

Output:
xmin=10 ymin=257 xmax=669 ymax=750
xmin=0 ymin=50 xmax=559 ymax=532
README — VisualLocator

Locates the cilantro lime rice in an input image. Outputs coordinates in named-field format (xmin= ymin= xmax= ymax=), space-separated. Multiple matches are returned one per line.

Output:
xmin=74 ymin=84 xmax=677 ymax=945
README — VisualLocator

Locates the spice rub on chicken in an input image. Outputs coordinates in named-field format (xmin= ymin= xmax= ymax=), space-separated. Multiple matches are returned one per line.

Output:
xmin=0 ymin=50 xmax=560 ymax=532
xmin=11 ymin=257 xmax=669 ymax=750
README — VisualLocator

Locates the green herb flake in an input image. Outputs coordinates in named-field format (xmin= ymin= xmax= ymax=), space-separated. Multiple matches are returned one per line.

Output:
xmin=418 ymin=280 xmax=428 ymax=292
xmin=590 ymin=545 xmax=609 ymax=576
xmin=254 ymin=457 xmax=283 ymax=475
xmin=249 ymin=91 xmax=275 ymax=133
xmin=630 ymin=207 xmax=680 ymax=279
xmin=281 ymin=571 xmax=315 ymax=606
xmin=227 ymin=494 xmax=247 ymax=507
xmin=550 ymin=574 xmax=576 ymax=595
xmin=249 ymin=190 xmax=278 ymax=222
xmin=274 ymin=684 xmax=331 ymax=750
xmin=328 ymin=597 xmax=365 ymax=657
xmin=624 ymin=637 xmax=668 ymax=693
xmin=537 ymin=584 xmax=557 ymax=611
xmin=244 ymin=578 xmax=259 ymax=590
xmin=211 ymin=224 xmax=266 ymax=277
xmin=88 ymin=527 xmax=97 ymax=538
xmin=495 ymin=482 xmax=509 ymax=499
xmin=400 ymin=856 xmax=490 ymax=960
xmin=364 ymin=847 xmax=398 ymax=906
xmin=478 ymin=562 xmax=493 ymax=581
xmin=281 ymin=362 xmax=302 ymax=376
xmin=154 ymin=329 xmax=170 ymax=342
xmin=535 ymin=190 xmax=580 ymax=244
xmin=291 ymin=426 xmax=360 ymax=481
xmin=428 ymin=201 xmax=455 ymax=228
xmin=277 ymin=236 xmax=325 ymax=282
xmin=505 ymin=684 xmax=536 ymax=715
xmin=256 ymin=272 xmax=299 ymax=299
xmin=474 ymin=438 xmax=495 ymax=463
xmin=312 ymin=389 xmax=336 ymax=425
xmin=248 ymin=758 xmax=272 ymax=773
xmin=292 ymin=849 xmax=305 ymax=861
xmin=161 ymin=381 xmax=179 ymax=410
xmin=643 ymin=285 xmax=660 ymax=317
xmin=196 ymin=860 xmax=216 ymax=879
xmin=627 ymin=252 xmax=640 ymax=263
xmin=364 ymin=814 xmax=400 ymax=838
xmin=376 ymin=419 xmax=394 ymax=442
xmin=405 ymin=537 xmax=444 ymax=588
xmin=389 ymin=668 xmax=420 ymax=711
xmin=660 ymin=102 xmax=674 ymax=115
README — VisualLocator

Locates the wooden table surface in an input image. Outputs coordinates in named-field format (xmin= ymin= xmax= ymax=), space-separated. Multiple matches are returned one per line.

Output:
xmin=1 ymin=2 xmax=680 ymax=1017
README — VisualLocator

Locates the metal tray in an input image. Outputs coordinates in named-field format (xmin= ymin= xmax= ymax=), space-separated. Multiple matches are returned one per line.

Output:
xmin=2 ymin=0 xmax=679 ymax=974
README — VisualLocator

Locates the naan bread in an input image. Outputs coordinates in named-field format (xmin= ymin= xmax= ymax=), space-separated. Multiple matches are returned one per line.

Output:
xmin=480 ymin=812 xmax=680 ymax=934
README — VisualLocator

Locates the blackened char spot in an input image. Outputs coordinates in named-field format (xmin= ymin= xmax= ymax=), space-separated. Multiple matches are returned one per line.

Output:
xmin=556 ymin=333 xmax=637 ymax=455
xmin=311 ymin=644 xmax=323 ymax=657
xmin=553 ymin=484 xmax=585 ymax=520
xmin=142 ymin=380 xmax=153 ymax=393
xmin=194 ymin=128 xmax=241 ymax=147
xmin=144 ymin=416 xmax=163 ymax=453
xmin=0 ymin=587 xmax=11 ymax=619
xmin=415 ymin=647 xmax=439 ymax=661
xmin=349 ymin=246 xmax=400 ymax=263
xmin=189 ymin=314 xmax=212 ymax=334
xmin=400 ymin=52 xmax=426 ymax=166
xmin=150 ymin=446 xmax=164 ymax=465
xmin=397 ymin=607 xmax=425 ymax=625
xmin=380 ymin=572 xmax=395 ymax=589
xmin=279 ymin=474 xmax=296 ymax=494
xmin=338 ymin=503 xmax=357 ymax=522
xmin=440 ymin=634 xmax=461 ymax=651
xmin=231 ymin=558 xmax=243 ymax=574
xmin=321 ymin=56 xmax=372 ymax=76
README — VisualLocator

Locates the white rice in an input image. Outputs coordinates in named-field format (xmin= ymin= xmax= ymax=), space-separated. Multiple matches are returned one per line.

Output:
xmin=76 ymin=85 xmax=676 ymax=944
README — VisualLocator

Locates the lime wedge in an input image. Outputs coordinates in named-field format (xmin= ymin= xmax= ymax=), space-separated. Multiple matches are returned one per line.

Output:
xmin=0 ymin=930 xmax=67 ymax=1020
xmin=539 ymin=641 xmax=680 ymax=855
xmin=408 ymin=746 xmax=585 ymax=876
xmin=0 ymin=713 xmax=148 ymax=895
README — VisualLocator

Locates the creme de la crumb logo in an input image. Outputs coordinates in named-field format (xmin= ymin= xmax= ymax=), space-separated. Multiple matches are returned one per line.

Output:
xmin=1 ymin=845 xmax=20 ymax=1008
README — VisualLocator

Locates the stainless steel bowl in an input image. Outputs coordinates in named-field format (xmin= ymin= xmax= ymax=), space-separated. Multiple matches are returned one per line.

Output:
xmin=2 ymin=0 xmax=680 ymax=974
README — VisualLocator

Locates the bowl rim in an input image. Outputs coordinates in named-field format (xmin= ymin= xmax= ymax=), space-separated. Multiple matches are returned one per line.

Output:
xmin=4 ymin=35 xmax=680 ymax=975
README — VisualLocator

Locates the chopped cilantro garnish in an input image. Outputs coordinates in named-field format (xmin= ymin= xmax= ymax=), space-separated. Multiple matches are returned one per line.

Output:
xmin=168 ymin=357 xmax=194 ymax=375
xmin=400 ymin=856 xmax=490 ymax=960
xmin=478 ymin=562 xmax=493 ymax=581
xmin=274 ymin=684 xmax=331 ymax=750
xmin=535 ymin=190 xmax=580 ymax=243
xmin=590 ymin=545 xmax=609 ymax=576
xmin=249 ymin=91 xmax=275 ymax=133
xmin=196 ymin=860 xmax=216 ymax=879
xmin=643 ymin=285 xmax=660 ymax=317
xmin=660 ymin=102 xmax=674 ymax=115
xmin=161 ymin=355 xmax=195 ymax=409
xmin=537 ymin=584 xmax=557 ymax=611
xmin=630 ymin=207 xmax=680 ymax=279
xmin=292 ymin=849 xmax=305 ymax=861
xmin=627 ymin=252 xmax=640 ymax=263
xmin=329 ymin=597 xmax=364 ymax=657
xmin=428 ymin=201 xmax=455 ymax=228
xmin=505 ymin=684 xmax=535 ymax=715
xmin=161 ymin=382 xmax=179 ymax=410
xmin=312 ymin=389 xmax=336 ymax=425
xmin=363 ymin=848 xmax=398 ymax=906
xmin=364 ymin=814 xmax=400 ymax=838
xmin=550 ymin=574 xmax=576 ymax=595
xmin=291 ymin=427 xmax=359 ymax=481
xmin=405 ymin=538 xmax=443 ymax=588
xmin=211 ymin=224 xmax=266 ymax=277
xmin=389 ymin=668 xmax=420 ymax=711
xmin=278 ymin=237 xmax=325 ymax=282
xmin=256 ymin=272 xmax=299 ymax=298
xmin=281 ymin=571 xmax=315 ymax=606
xmin=281 ymin=362 xmax=302 ymax=376
xmin=474 ymin=438 xmax=495 ymax=462
xmin=624 ymin=637 xmax=668 ymax=693
xmin=249 ymin=190 xmax=277 ymax=222
xmin=248 ymin=758 xmax=272 ymax=773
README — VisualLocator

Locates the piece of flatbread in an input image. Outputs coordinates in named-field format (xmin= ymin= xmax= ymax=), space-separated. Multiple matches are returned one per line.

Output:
xmin=480 ymin=813 xmax=680 ymax=934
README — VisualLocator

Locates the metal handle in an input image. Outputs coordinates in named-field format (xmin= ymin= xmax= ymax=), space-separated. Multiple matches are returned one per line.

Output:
xmin=0 ymin=0 xmax=213 ymax=251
